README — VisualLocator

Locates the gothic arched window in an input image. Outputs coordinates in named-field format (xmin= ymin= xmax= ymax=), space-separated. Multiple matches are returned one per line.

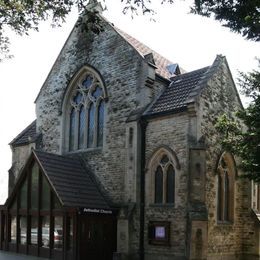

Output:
xmin=154 ymin=155 xmax=175 ymax=204
xmin=217 ymin=152 xmax=236 ymax=222
xmin=65 ymin=67 xmax=106 ymax=151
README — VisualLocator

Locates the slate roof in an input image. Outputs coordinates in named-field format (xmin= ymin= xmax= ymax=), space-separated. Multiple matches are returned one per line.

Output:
xmin=114 ymin=27 xmax=184 ymax=79
xmin=34 ymin=150 xmax=111 ymax=210
xmin=145 ymin=66 xmax=210 ymax=116
xmin=9 ymin=120 xmax=38 ymax=146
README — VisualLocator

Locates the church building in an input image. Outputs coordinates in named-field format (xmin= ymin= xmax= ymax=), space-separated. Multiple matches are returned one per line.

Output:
xmin=0 ymin=2 xmax=259 ymax=260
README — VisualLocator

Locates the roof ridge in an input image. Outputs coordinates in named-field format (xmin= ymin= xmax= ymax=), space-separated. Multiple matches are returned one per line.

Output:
xmin=110 ymin=23 xmax=185 ymax=79
xmin=186 ymin=56 xmax=224 ymax=104
xmin=170 ymin=66 xmax=209 ymax=82
xmin=144 ymin=65 xmax=211 ymax=117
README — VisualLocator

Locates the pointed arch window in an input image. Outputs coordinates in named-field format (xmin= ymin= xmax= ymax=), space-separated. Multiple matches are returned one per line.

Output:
xmin=217 ymin=152 xmax=235 ymax=222
xmin=154 ymin=155 xmax=176 ymax=204
xmin=66 ymin=67 xmax=106 ymax=151
xmin=155 ymin=166 xmax=163 ymax=203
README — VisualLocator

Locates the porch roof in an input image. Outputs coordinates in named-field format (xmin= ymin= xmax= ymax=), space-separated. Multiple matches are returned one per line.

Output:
xmin=34 ymin=150 xmax=111 ymax=210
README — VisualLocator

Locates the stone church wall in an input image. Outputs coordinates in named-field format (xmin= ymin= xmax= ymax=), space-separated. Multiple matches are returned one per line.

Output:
xmin=143 ymin=113 xmax=190 ymax=259
xmin=199 ymin=58 xmax=257 ymax=259
xmin=35 ymin=19 xmax=155 ymax=204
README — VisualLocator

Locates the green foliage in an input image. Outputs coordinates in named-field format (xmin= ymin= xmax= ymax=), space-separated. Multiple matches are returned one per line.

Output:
xmin=191 ymin=0 xmax=260 ymax=41
xmin=216 ymin=60 xmax=260 ymax=182
xmin=0 ymin=0 xmax=259 ymax=60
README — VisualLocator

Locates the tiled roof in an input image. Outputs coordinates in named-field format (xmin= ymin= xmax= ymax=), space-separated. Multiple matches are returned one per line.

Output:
xmin=34 ymin=150 xmax=111 ymax=210
xmin=10 ymin=120 xmax=38 ymax=146
xmin=114 ymin=27 xmax=184 ymax=79
xmin=145 ymin=66 xmax=210 ymax=116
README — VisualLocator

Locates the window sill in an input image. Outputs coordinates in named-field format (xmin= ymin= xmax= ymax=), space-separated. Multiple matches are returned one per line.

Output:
xmin=66 ymin=147 xmax=102 ymax=154
xmin=149 ymin=203 xmax=175 ymax=208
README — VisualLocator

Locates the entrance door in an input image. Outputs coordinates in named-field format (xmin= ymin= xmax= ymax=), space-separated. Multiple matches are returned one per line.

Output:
xmin=80 ymin=216 xmax=116 ymax=260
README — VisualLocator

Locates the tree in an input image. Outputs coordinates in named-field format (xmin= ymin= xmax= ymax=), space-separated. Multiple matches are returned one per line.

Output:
xmin=0 ymin=0 xmax=259 ymax=180
xmin=191 ymin=0 xmax=260 ymax=41
xmin=0 ymin=0 xmax=259 ymax=60
xmin=216 ymin=60 xmax=260 ymax=182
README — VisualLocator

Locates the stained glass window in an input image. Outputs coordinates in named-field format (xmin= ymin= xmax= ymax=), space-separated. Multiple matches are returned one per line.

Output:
xmin=166 ymin=165 xmax=175 ymax=203
xmin=67 ymin=68 xmax=105 ymax=151
xmin=78 ymin=106 xmax=86 ymax=149
xmin=97 ymin=100 xmax=104 ymax=147
xmin=69 ymin=108 xmax=76 ymax=151
xmin=82 ymin=75 xmax=93 ymax=89
xmin=155 ymin=166 xmax=163 ymax=203
xmin=92 ymin=86 xmax=102 ymax=99
xmin=73 ymin=92 xmax=82 ymax=105
xmin=88 ymin=103 xmax=95 ymax=148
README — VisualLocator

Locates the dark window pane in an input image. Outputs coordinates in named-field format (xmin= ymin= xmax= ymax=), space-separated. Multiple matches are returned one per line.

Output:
xmin=160 ymin=155 xmax=169 ymax=165
xmin=10 ymin=216 xmax=17 ymax=243
xmin=155 ymin=166 xmax=163 ymax=203
xmin=92 ymin=86 xmax=102 ymax=99
xmin=166 ymin=165 xmax=175 ymax=203
xmin=41 ymin=175 xmax=50 ymax=210
xmin=54 ymin=216 xmax=63 ymax=249
xmin=73 ymin=91 xmax=83 ymax=105
xmin=224 ymin=172 xmax=229 ymax=221
xmin=31 ymin=163 xmax=39 ymax=210
xmin=54 ymin=195 xmax=62 ymax=209
xmin=10 ymin=198 xmax=17 ymax=210
xmin=20 ymin=177 xmax=27 ymax=209
xmin=78 ymin=106 xmax=86 ymax=149
xmin=30 ymin=217 xmax=38 ymax=245
xmin=82 ymin=75 xmax=93 ymax=89
xmin=97 ymin=100 xmax=104 ymax=147
xmin=67 ymin=217 xmax=73 ymax=250
xmin=69 ymin=108 xmax=76 ymax=151
xmin=87 ymin=103 xmax=95 ymax=148
xmin=217 ymin=174 xmax=222 ymax=221
xmin=19 ymin=217 xmax=27 ymax=245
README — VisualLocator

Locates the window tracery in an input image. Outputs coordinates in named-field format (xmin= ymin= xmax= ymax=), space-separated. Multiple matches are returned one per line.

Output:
xmin=154 ymin=155 xmax=175 ymax=204
xmin=66 ymin=68 xmax=105 ymax=151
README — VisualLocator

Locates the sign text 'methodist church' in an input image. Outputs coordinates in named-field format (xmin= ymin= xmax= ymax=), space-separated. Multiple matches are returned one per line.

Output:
xmin=0 ymin=1 xmax=260 ymax=260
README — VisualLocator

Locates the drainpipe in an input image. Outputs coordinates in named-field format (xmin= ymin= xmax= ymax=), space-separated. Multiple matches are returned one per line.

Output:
xmin=139 ymin=117 xmax=147 ymax=260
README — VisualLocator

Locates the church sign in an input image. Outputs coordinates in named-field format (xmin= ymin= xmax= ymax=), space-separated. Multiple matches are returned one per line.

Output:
xmin=79 ymin=208 xmax=113 ymax=215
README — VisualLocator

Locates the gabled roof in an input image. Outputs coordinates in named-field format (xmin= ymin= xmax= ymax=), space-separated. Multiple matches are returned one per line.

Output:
xmin=6 ymin=149 xmax=111 ymax=210
xmin=144 ymin=55 xmax=232 ymax=117
xmin=9 ymin=120 xmax=38 ymax=147
xmin=34 ymin=150 xmax=111 ymax=209
xmin=145 ymin=66 xmax=210 ymax=116
xmin=114 ymin=27 xmax=183 ymax=79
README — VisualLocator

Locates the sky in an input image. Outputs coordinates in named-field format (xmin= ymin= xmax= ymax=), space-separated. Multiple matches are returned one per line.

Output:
xmin=0 ymin=1 xmax=259 ymax=203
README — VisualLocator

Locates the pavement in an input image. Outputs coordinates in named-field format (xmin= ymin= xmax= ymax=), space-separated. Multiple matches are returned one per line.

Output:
xmin=0 ymin=251 xmax=47 ymax=259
